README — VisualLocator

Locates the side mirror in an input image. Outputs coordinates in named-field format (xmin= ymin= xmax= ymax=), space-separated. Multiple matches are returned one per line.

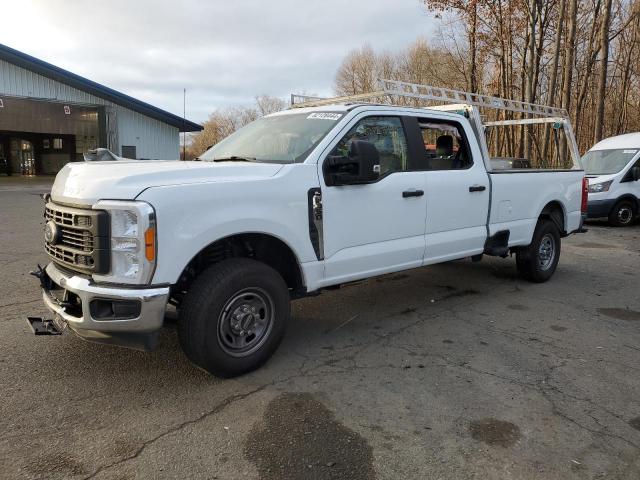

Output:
xmin=83 ymin=148 xmax=119 ymax=162
xmin=632 ymin=166 xmax=640 ymax=181
xmin=324 ymin=140 xmax=380 ymax=186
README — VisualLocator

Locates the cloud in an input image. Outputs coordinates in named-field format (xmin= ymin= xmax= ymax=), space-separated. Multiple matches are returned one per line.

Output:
xmin=0 ymin=0 xmax=436 ymax=122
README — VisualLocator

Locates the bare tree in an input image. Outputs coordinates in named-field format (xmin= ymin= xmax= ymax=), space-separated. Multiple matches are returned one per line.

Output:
xmin=594 ymin=0 xmax=614 ymax=142
xmin=541 ymin=0 xmax=566 ymax=162
xmin=334 ymin=44 xmax=378 ymax=95
xmin=255 ymin=95 xmax=287 ymax=115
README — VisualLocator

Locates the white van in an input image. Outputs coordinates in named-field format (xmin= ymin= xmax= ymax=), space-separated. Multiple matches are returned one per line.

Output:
xmin=584 ymin=133 xmax=640 ymax=226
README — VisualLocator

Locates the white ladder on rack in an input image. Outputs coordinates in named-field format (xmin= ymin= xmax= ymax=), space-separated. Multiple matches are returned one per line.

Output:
xmin=292 ymin=79 xmax=569 ymax=118
xmin=290 ymin=79 xmax=581 ymax=167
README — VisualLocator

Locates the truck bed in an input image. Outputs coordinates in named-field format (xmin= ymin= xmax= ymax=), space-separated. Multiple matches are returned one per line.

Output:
xmin=488 ymin=169 xmax=584 ymax=247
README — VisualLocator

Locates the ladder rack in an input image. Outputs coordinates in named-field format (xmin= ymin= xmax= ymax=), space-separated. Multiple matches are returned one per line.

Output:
xmin=291 ymin=79 xmax=570 ymax=119
xmin=290 ymin=79 xmax=581 ymax=169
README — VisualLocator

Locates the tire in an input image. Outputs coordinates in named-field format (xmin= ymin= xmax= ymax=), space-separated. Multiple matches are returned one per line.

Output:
xmin=608 ymin=200 xmax=636 ymax=227
xmin=516 ymin=219 xmax=561 ymax=283
xmin=178 ymin=258 xmax=290 ymax=377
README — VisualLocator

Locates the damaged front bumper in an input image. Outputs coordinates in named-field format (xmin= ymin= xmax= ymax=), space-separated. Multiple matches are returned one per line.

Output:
xmin=33 ymin=262 xmax=170 ymax=351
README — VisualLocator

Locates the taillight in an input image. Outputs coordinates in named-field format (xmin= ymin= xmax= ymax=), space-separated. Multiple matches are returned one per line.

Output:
xmin=581 ymin=177 xmax=589 ymax=214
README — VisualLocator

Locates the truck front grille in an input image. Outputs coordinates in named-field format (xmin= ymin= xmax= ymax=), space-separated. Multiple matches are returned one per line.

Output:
xmin=59 ymin=226 xmax=94 ymax=251
xmin=44 ymin=202 xmax=110 ymax=274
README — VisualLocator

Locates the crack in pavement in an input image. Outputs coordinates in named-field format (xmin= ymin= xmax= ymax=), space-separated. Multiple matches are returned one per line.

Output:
xmin=0 ymin=299 xmax=41 ymax=309
xmin=541 ymin=389 xmax=640 ymax=450
xmin=453 ymin=310 xmax=640 ymax=451
xmin=341 ymin=303 xmax=640 ymax=453
xmin=81 ymin=384 xmax=269 ymax=479
xmin=624 ymin=344 xmax=640 ymax=353
xmin=80 ymin=362 xmax=338 ymax=479
xmin=537 ymin=364 xmax=640 ymax=451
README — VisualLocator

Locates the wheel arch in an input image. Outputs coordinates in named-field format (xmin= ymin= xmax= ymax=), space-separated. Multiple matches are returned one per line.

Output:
xmin=538 ymin=200 xmax=567 ymax=235
xmin=611 ymin=194 xmax=640 ymax=212
xmin=172 ymin=232 xmax=306 ymax=304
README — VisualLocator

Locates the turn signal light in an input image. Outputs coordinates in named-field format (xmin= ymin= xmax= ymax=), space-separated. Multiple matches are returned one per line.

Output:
xmin=144 ymin=227 xmax=156 ymax=261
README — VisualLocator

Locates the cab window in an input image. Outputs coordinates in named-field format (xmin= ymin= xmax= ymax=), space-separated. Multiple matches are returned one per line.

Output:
xmin=419 ymin=120 xmax=472 ymax=170
xmin=331 ymin=116 xmax=408 ymax=176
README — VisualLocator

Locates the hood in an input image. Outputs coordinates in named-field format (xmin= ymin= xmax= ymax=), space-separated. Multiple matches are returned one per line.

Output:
xmin=51 ymin=160 xmax=284 ymax=205
xmin=586 ymin=173 xmax=617 ymax=184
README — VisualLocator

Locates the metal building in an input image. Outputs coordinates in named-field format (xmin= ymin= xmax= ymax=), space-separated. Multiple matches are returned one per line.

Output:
xmin=0 ymin=43 xmax=202 ymax=176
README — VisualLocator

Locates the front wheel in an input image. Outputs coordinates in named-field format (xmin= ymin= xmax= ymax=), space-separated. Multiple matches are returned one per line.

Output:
xmin=608 ymin=200 xmax=636 ymax=227
xmin=178 ymin=258 xmax=290 ymax=377
xmin=516 ymin=219 xmax=561 ymax=283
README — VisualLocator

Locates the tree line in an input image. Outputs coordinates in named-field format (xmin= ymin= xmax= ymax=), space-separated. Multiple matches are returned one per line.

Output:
xmin=337 ymin=0 xmax=639 ymax=159
xmin=188 ymin=0 xmax=639 ymax=161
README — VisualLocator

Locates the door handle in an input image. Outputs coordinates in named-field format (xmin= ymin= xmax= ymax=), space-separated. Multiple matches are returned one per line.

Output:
xmin=469 ymin=185 xmax=486 ymax=192
xmin=402 ymin=190 xmax=424 ymax=198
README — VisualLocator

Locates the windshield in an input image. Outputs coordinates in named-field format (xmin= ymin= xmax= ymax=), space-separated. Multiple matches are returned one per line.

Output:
xmin=199 ymin=112 xmax=344 ymax=163
xmin=582 ymin=148 xmax=639 ymax=175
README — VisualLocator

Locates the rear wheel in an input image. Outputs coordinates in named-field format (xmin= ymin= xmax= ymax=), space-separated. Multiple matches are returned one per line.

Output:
xmin=516 ymin=219 xmax=561 ymax=283
xmin=178 ymin=258 xmax=290 ymax=377
xmin=608 ymin=200 xmax=636 ymax=227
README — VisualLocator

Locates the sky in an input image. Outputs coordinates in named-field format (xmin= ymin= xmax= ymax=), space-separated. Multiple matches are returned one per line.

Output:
xmin=0 ymin=0 xmax=437 ymax=123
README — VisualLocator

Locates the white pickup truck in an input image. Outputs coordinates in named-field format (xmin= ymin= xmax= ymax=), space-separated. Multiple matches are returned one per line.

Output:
xmin=31 ymin=83 xmax=587 ymax=377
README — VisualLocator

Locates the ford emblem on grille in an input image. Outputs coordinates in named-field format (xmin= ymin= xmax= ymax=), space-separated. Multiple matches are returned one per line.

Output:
xmin=44 ymin=221 xmax=60 ymax=245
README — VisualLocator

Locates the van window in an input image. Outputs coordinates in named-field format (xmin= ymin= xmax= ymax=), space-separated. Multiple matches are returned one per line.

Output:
xmin=582 ymin=149 xmax=638 ymax=175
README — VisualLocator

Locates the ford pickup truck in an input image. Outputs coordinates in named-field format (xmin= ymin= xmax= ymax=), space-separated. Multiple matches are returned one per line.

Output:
xmin=30 ymin=82 xmax=587 ymax=377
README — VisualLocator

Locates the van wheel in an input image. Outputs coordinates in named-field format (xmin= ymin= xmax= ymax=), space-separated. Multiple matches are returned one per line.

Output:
xmin=178 ymin=258 xmax=290 ymax=377
xmin=516 ymin=219 xmax=561 ymax=283
xmin=608 ymin=200 xmax=636 ymax=227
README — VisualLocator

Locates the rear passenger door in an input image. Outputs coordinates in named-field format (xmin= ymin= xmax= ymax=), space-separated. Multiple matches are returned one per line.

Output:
xmin=418 ymin=117 xmax=490 ymax=263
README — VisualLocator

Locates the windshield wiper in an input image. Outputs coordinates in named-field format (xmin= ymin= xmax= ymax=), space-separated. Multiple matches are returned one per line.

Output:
xmin=212 ymin=155 xmax=258 ymax=162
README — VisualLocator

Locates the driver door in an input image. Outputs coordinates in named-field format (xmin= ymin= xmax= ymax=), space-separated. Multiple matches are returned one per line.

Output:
xmin=319 ymin=114 xmax=428 ymax=285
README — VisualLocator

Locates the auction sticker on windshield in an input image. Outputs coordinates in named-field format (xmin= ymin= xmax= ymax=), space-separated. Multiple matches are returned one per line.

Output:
xmin=307 ymin=113 xmax=342 ymax=120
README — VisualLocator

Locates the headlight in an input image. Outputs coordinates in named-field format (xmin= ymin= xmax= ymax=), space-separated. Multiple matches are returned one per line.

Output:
xmin=92 ymin=200 xmax=156 ymax=285
xmin=588 ymin=180 xmax=613 ymax=193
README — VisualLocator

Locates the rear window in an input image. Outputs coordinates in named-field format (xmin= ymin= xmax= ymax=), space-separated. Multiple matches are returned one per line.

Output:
xmin=419 ymin=121 xmax=472 ymax=170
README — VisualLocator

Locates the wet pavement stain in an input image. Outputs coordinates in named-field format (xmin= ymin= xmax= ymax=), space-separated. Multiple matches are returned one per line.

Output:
xmin=376 ymin=274 xmax=409 ymax=283
xmin=491 ymin=267 xmax=519 ymax=280
xmin=508 ymin=304 xmax=529 ymax=311
xmin=574 ymin=242 xmax=616 ymax=249
xmin=469 ymin=418 xmax=521 ymax=447
xmin=442 ymin=289 xmax=480 ymax=300
xmin=598 ymin=308 xmax=640 ymax=322
xmin=245 ymin=392 xmax=375 ymax=480
xmin=437 ymin=285 xmax=457 ymax=291
xmin=550 ymin=325 xmax=567 ymax=332
xmin=629 ymin=417 xmax=640 ymax=431
xmin=442 ymin=339 xmax=454 ymax=344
